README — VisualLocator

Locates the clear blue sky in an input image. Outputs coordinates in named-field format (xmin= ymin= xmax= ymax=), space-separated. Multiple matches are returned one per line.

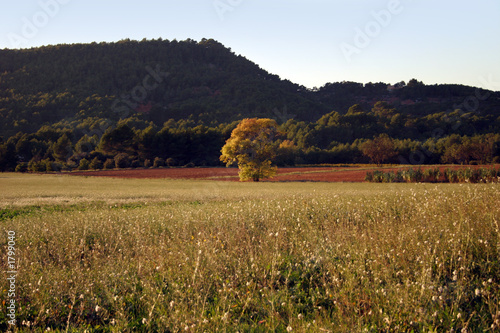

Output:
xmin=1 ymin=0 xmax=499 ymax=90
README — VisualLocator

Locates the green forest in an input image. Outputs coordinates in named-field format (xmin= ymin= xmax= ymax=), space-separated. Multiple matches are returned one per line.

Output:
xmin=1 ymin=38 xmax=499 ymax=172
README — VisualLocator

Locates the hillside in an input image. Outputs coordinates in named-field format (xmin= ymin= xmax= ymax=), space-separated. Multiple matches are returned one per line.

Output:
xmin=0 ymin=39 xmax=499 ymax=171
xmin=0 ymin=38 xmax=327 ymax=137
xmin=1 ymin=39 xmax=499 ymax=138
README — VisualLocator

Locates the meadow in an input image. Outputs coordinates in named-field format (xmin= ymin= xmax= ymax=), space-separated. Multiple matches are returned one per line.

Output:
xmin=1 ymin=173 xmax=499 ymax=332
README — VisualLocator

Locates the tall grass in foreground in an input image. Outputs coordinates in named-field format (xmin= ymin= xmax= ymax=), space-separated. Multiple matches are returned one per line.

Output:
xmin=1 ymin=181 xmax=500 ymax=332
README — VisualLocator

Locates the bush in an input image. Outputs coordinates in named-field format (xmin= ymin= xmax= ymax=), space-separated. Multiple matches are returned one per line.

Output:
xmin=65 ymin=159 xmax=78 ymax=170
xmin=153 ymin=157 xmax=164 ymax=168
xmin=15 ymin=163 xmax=28 ymax=173
xmin=444 ymin=169 xmax=458 ymax=183
xmin=89 ymin=157 xmax=103 ymax=170
xmin=103 ymin=159 xmax=115 ymax=170
xmin=51 ymin=162 xmax=63 ymax=172
xmin=78 ymin=158 xmax=90 ymax=170
xmin=372 ymin=171 xmax=384 ymax=183
xmin=43 ymin=159 xmax=54 ymax=172
xmin=28 ymin=160 xmax=46 ymax=172
xmin=423 ymin=168 xmax=440 ymax=182
xmin=367 ymin=167 xmax=499 ymax=183
xmin=131 ymin=160 xmax=142 ymax=168
xmin=144 ymin=159 xmax=152 ymax=168
xmin=166 ymin=157 xmax=176 ymax=167
xmin=394 ymin=170 xmax=404 ymax=183
xmin=114 ymin=153 xmax=130 ymax=169
xmin=365 ymin=172 xmax=373 ymax=182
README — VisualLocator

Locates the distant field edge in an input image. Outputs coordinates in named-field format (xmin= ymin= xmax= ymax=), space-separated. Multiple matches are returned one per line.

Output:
xmin=36 ymin=164 xmax=500 ymax=182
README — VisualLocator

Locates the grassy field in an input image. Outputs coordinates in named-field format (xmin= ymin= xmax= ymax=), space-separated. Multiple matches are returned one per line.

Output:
xmin=1 ymin=173 xmax=499 ymax=332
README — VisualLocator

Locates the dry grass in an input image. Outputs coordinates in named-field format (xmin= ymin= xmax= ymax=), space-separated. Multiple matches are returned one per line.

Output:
xmin=1 ymin=173 xmax=499 ymax=332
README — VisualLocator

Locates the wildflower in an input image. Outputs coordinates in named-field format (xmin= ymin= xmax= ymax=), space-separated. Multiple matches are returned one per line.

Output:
xmin=95 ymin=305 xmax=101 ymax=312
xmin=287 ymin=325 xmax=293 ymax=332
xmin=142 ymin=318 xmax=147 ymax=324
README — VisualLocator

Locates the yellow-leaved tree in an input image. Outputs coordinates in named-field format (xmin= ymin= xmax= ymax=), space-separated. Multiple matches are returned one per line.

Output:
xmin=220 ymin=118 xmax=280 ymax=181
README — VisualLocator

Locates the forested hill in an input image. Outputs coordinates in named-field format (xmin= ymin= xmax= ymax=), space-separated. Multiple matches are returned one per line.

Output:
xmin=1 ymin=38 xmax=499 ymax=138
xmin=0 ymin=38 xmax=327 ymax=137
xmin=1 ymin=38 xmax=500 ymax=172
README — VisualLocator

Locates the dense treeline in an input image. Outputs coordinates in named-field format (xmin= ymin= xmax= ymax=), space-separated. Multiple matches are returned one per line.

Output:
xmin=1 ymin=104 xmax=499 ymax=172
xmin=0 ymin=39 xmax=499 ymax=171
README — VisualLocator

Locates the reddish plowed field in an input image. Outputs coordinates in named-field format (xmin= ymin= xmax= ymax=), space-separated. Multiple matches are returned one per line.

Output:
xmin=68 ymin=165 xmax=497 ymax=182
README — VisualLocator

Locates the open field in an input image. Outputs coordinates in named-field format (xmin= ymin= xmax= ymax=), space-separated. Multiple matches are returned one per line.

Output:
xmin=68 ymin=165 xmax=499 ymax=182
xmin=1 ymin=173 xmax=499 ymax=332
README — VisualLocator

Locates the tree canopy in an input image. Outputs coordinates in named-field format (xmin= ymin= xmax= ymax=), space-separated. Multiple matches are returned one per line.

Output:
xmin=220 ymin=118 xmax=280 ymax=181
xmin=361 ymin=134 xmax=397 ymax=166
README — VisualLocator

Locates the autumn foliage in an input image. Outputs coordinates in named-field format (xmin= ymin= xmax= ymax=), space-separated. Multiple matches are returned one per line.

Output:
xmin=220 ymin=118 xmax=280 ymax=181
xmin=361 ymin=134 xmax=397 ymax=166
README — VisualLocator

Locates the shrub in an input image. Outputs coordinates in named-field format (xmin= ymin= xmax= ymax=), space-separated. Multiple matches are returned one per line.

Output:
xmin=367 ymin=167 xmax=499 ymax=183
xmin=89 ymin=157 xmax=103 ymax=170
xmin=78 ymin=158 xmax=90 ymax=170
xmin=28 ymin=160 xmax=46 ymax=172
xmin=131 ymin=160 xmax=142 ymax=168
xmin=166 ymin=157 xmax=176 ymax=167
xmin=423 ymin=168 xmax=440 ymax=182
xmin=372 ymin=171 xmax=384 ymax=183
xmin=144 ymin=159 xmax=152 ymax=168
xmin=51 ymin=162 xmax=63 ymax=172
xmin=394 ymin=170 xmax=404 ymax=183
xmin=365 ymin=172 xmax=373 ymax=182
xmin=15 ymin=163 xmax=28 ymax=173
xmin=65 ymin=159 xmax=78 ymax=170
xmin=153 ymin=157 xmax=164 ymax=168
xmin=114 ymin=153 xmax=130 ymax=169
xmin=444 ymin=169 xmax=458 ymax=183
xmin=103 ymin=159 xmax=115 ymax=170
xmin=43 ymin=159 xmax=54 ymax=172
